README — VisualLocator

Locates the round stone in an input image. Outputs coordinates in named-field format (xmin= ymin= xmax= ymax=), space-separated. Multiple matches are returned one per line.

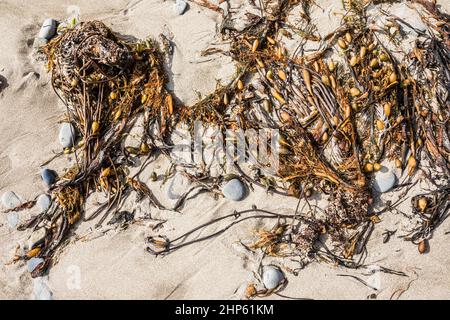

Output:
xmin=262 ymin=266 xmax=284 ymax=290
xmin=222 ymin=179 xmax=245 ymax=201
xmin=38 ymin=18 xmax=57 ymax=40
xmin=7 ymin=212 xmax=19 ymax=228
xmin=41 ymin=168 xmax=57 ymax=187
xmin=174 ymin=0 xmax=188 ymax=15
xmin=36 ymin=194 xmax=51 ymax=212
xmin=27 ymin=228 xmax=46 ymax=249
xmin=27 ymin=257 xmax=44 ymax=273
xmin=58 ymin=123 xmax=76 ymax=148
xmin=1 ymin=191 xmax=22 ymax=209
xmin=373 ymin=167 xmax=396 ymax=193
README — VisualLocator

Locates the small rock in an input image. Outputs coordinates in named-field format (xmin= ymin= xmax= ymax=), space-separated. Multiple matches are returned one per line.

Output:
xmin=373 ymin=167 xmax=396 ymax=193
xmin=41 ymin=168 xmax=57 ymax=187
xmin=27 ymin=228 xmax=46 ymax=249
xmin=38 ymin=18 xmax=57 ymax=40
xmin=32 ymin=37 xmax=48 ymax=49
xmin=262 ymin=266 xmax=284 ymax=290
xmin=27 ymin=257 xmax=44 ymax=273
xmin=222 ymin=179 xmax=245 ymax=201
xmin=36 ymin=194 xmax=51 ymax=212
xmin=1 ymin=191 xmax=21 ymax=209
xmin=7 ymin=212 xmax=19 ymax=228
xmin=58 ymin=123 xmax=76 ymax=148
xmin=166 ymin=173 xmax=191 ymax=200
xmin=174 ymin=0 xmax=188 ymax=15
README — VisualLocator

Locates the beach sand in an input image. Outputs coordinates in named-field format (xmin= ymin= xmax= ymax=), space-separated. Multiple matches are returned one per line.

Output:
xmin=1 ymin=0 xmax=449 ymax=299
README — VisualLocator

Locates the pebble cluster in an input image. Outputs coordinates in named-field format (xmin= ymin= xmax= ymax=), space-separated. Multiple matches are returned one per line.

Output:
xmin=0 ymin=18 xmax=60 ymax=299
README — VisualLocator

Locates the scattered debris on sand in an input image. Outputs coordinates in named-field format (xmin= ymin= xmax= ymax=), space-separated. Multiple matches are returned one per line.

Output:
xmin=3 ymin=0 xmax=449 ymax=298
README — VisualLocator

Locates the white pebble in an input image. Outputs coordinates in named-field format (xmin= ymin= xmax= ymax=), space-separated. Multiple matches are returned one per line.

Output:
xmin=36 ymin=194 xmax=51 ymax=212
xmin=222 ymin=179 xmax=245 ymax=201
xmin=262 ymin=266 xmax=284 ymax=290
xmin=1 ymin=191 xmax=21 ymax=209
xmin=58 ymin=123 xmax=76 ymax=148
xmin=174 ymin=0 xmax=188 ymax=15
xmin=27 ymin=228 xmax=46 ymax=249
xmin=7 ymin=212 xmax=19 ymax=228
xmin=373 ymin=167 xmax=396 ymax=193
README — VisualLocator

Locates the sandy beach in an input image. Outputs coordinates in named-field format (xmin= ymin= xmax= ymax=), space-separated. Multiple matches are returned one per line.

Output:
xmin=1 ymin=0 xmax=450 ymax=300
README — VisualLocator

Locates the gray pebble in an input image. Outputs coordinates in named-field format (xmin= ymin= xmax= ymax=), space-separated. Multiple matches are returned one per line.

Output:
xmin=41 ymin=168 xmax=57 ymax=187
xmin=7 ymin=212 xmax=19 ymax=228
xmin=36 ymin=194 xmax=51 ymax=212
xmin=222 ymin=179 xmax=245 ymax=201
xmin=1 ymin=191 xmax=21 ymax=209
xmin=174 ymin=0 xmax=188 ymax=15
xmin=38 ymin=18 xmax=57 ymax=40
xmin=262 ymin=266 xmax=284 ymax=290
xmin=27 ymin=257 xmax=44 ymax=273
xmin=58 ymin=122 xmax=76 ymax=148
xmin=373 ymin=167 xmax=396 ymax=193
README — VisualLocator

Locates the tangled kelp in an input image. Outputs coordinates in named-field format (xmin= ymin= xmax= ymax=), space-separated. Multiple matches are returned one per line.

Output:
xmin=16 ymin=20 xmax=175 ymax=277
xmin=151 ymin=0 xmax=450 ymax=283
xmin=10 ymin=0 xmax=450 ymax=290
